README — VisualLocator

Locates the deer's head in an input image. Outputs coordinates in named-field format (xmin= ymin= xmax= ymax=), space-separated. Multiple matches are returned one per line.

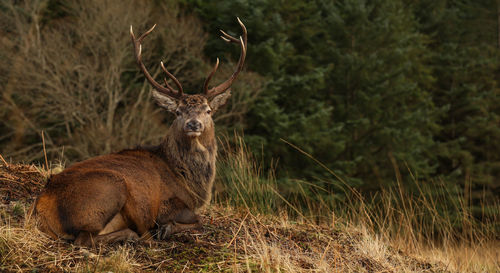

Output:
xmin=130 ymin=19 xmax=247 ymax=138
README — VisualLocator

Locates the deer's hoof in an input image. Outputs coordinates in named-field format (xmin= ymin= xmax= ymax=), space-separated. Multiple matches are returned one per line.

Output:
xmin=156 ymin=224 xmax=173 ymax=240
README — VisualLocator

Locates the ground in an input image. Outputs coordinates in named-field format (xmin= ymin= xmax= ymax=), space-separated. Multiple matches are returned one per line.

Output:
xmin=0 ymin=163 xmax=453 ymax=272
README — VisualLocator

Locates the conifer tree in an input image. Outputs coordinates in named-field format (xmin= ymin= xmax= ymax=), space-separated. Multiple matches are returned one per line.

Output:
xmin=191 ymin=0 xmax=438 ymax=191
xmin=412 ymin=0 xmax=500 ymax=214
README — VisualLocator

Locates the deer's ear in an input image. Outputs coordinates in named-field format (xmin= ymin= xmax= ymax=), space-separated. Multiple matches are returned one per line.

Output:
xmin=152 ymin=90 xmax=178 ymax=113
xmin=209 ymin=90 xmax=231 ymax=112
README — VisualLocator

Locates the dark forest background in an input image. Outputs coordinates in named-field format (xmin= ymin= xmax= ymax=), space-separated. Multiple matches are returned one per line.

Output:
xmin=1 ymin=0 xmax=499 ymax=228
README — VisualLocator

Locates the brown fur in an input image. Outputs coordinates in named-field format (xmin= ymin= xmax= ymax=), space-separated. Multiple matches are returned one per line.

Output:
xmin=34 ymin=95 xmax=218 ymax=246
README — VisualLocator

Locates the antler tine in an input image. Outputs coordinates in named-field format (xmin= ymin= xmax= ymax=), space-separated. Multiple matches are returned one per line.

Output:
xmin=130 ymin=25 xmax=183 ymax=99
xmin=160 ymin=61 xmax=183 ymax=95
xmin=163 ymin=77 xmax=175 ymax=91
xmin=219 ymin=17 xmax=247 ymax=45
xmin=137 ymin=24 xmax=156 ymax=43
xmin=220 ymin=30 xmax=240 ymax=43
xmin=205 ymin=18 xmax=247 ymax=98
xmin=203 ymin=58 xmax=220 ymax=94
xmin=237 ymin=17 xmax=248 ymax=45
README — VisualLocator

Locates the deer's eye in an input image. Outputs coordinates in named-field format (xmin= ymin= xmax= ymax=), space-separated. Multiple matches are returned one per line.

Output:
xmin=175 ymin=110 xmax=181 ymax=116
xmin=207 ymin=109 xmax=212 ymax=115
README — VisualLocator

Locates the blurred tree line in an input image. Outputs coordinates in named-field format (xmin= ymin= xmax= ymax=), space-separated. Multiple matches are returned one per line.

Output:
xmin=188 ymin=0 xmax=500 ymax=216
xmin=0 ymin=0 xmax=499 ymax=219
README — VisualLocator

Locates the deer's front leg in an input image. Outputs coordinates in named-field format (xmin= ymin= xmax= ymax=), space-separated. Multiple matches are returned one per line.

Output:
xmin=156 ymin=222 xmax=202 ymax=240
xmin=155 ymin=198 xmax=202 ymax=240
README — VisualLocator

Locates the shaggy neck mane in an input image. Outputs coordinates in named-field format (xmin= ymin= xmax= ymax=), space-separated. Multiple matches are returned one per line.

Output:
xmin=159 ymin=124 xmax=217 ymax=209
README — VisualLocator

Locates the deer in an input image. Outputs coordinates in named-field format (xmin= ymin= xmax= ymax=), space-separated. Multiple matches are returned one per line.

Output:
xmin=33 ymin=18 xmax=247 ymax=246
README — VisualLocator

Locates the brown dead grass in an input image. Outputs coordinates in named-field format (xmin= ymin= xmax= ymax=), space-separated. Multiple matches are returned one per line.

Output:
xmin=0 ymin=163 xmax=46 ymax=204
xmin=0 ymin=162 xmax=457 ymax=272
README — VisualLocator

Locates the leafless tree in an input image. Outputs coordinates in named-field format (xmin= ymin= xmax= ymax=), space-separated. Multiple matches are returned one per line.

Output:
xmin=0 ymin=0 xmax=263 ymax=164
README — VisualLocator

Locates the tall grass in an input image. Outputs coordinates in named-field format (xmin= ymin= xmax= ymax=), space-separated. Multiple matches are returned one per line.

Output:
xmin=214 ymin=135 xmax=279 ymax=215
xmin=215 ymin=134 xmax=500 ymax=272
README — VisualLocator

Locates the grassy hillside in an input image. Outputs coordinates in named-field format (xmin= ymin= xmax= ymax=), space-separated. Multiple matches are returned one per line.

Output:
xmin=0 ymin=160 xmax=498 ymax=272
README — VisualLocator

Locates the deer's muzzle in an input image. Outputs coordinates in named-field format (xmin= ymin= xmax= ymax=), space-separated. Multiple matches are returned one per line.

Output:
xmin=185 ymin=119 xmax=203 ymax=137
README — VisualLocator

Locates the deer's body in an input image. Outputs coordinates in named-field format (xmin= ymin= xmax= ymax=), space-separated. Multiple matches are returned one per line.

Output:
xmin=36 ymin=118 xmax=215 ymax=243
xmin=34 ymin=19 xmax=247 ymax=246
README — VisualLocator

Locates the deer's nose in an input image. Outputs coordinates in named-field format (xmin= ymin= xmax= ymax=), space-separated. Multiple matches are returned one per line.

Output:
xmin=186 ymin=120 xmax=202 ymax=131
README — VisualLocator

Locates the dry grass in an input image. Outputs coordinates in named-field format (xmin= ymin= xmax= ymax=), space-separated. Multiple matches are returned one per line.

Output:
xmin=0 ymin=207 xmax=452 ymax=273
xmin=0 ymin=161 xmax=461 ymax=272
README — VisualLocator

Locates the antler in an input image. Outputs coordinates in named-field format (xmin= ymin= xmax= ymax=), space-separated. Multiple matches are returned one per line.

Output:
xmin=204 ymin=18 xmax=247 ymax=98
xmin=130 ymin=25 xmax=183 ymax=98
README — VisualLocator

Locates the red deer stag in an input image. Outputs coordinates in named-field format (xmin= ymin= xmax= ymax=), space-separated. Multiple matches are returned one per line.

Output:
xmin=34 ymin=18 xmax=247 ymax=246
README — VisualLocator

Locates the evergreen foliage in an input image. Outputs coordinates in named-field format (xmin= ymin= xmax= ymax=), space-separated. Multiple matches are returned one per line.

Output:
xmin=191 ymin=0 xmax=439 ymax=189
xmin=411 ymin=0 xmax=500 ymax=219
xmin=189 ymin=0 xmax=500 ymax=219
